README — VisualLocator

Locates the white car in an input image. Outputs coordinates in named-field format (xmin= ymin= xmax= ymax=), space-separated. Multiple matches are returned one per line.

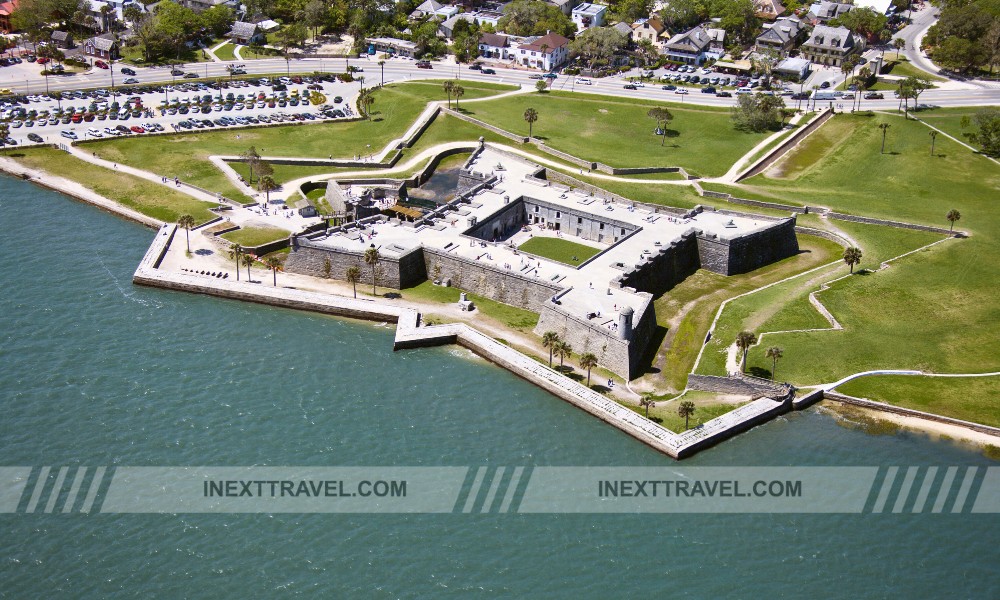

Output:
xmin=103 ymin=127 xmax=117 ymax=136
xmin=86 ymin=127 xmax=103 ymax=137
xmin=575 ymin=78 xmax=592 ymax=85
xmin=674 ymin=88 xmax=689 ymax=95
xmin=123 ymin=77 xmax=139 ymax=84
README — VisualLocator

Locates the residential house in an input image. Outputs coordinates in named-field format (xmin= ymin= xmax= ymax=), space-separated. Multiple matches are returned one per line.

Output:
xmin=83 ymin=34 xmax=120 ymax=59
xmin=0 ymin=0 xmax=19 ymax=33
xmin=182 ymin=0 xmax=235 ymax=12
xmin=571 ymin=3 xmax=606 ymax=32
xmin=479 ymin=32 xmax=513 ymax=60
xmin=547 ymin=0 xmax=579 ymax=16
xmin=755 ymin=15 xmax=806 ymax=55
xmin=800 ymin=24 xmax=861 ymax=66
xmin=515 ymin=32 xmax=570 ymax=70
xmin=410 ymin=0 xmax=459 ymax=20
xmin=806 ymin=1 xmax=853 ymax=24
xmin=85 ymin=0 xmax=147 ymax=32
xmin=51 ymin=31 xmax=74 ymax=49
xmin=612 ymin=21 xmax=633 ymax=42
xmin=663 ymin=25 xmax=712 ymax=65
xmin=706 ymin=27 xmax=726 ymax=58
xmin=227 ymin=21 xmax=263 ymax=45
xmin=775 ymin=56 xmax=811 ymax=80
xmin=754 ymin=0 xmax=786 ymax=20
xmin=631 ymin=17 xmax=666 ymax=49
xmin=439 ymin=13 xmax=474 ymax=38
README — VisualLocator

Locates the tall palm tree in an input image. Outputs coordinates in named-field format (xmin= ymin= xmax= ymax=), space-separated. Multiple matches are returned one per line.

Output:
xmin=542 ymin=331 xmax=560 ymax=367
xmin=735 ymin=330 xmax=757 ymax=373
xmin=893 ymin=37 xmax=906 ymax=60
xmin=177 ymin=214 xmax=195 ymax=253
xmin=453 ymin=84 xmax=464 ymax=110
xmin=878 ymin=122 xmax=891 ymax=153
xmin=363 ymin=245 xmax=380 ymax=295
xmin=443 ymin=80 xmax=454 ymax=108
xmin=358 ymin=88 xmax=375 ymax=119
xmin=257 ymin=175 xmax=278 ymax=204
xmin=639 ymin=393 xmax=656 ymax=418
xmin=241 ymin=253 xmax=255 ymax=281
xmin=523 ymin=107 xmax=538 ymax=138
xmin=263 ymin=255 xmax=283 ymax=286
xmin=946 ymin=209 xmax=961 ymax=231
xmin=345 ymin=265 xmax=362 ymax=298
xmin=765 ymin=346 xmax=784 ymax=380
xmin=554 ymin=340 xmax=573 ymax=368
xmin=241 ymin=146 xmax=261 ymax=184
xmin=843 ymin=246 xmax=863 ymax=273
xmin=579 ymin=352 xmax=598 ymax=386
xmin=228 ymin=244 xmax=243 ymax=281
xmin=678 ymin=400 xmax=696 ymax=430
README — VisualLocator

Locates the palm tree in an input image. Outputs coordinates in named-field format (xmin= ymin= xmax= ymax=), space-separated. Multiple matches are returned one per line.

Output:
xmin=843 ymin=246 xmax=863 ymax=273
xmin=554 ymin=340 xmax=573 ymax=368
xmin=453 ymin=84 xmax=464 ymax=110
xmin=443 ymin=80 xmax=454 ymax=108
xmin=228 ymin=244 xmax=243 ymax=281
xmin=177 ymin=214 xmax=195 ymax=253
xmin=893 ymin=37 xmax=906 ymax=60
xmin=240 ymin=146 xmax=260 ymax=184
xmin=363 ymin=244 xmax=380 ymax=296
xmin=929 ymin=130 xmax=938 ymax=156
xmin=263 ymin=255 xmax=283 ymax=286
xmin=257 ymin=175 xmax=278 ymax=204
xmin=358 ymin=88 xmax=375 ymax=119
xmin=523 ymin=107 xmax=538 ymax=138
xmin=946 ymin=209 xmax=961 ymax=231
xmin=854 ymin=66 xmax=872 ymax=111
xmin=542 ymin=331 xmax=560 ymax=367
xmin=735 ymin=330 xmax=757 ymax=373
xmin=345 ymin=265 xmax=362 ymax=298
xmin=678 ymin=400 xmax=696 ymax=430
xmin=878 ymin=122 xmax=890 ymax=154
xmin=765 ymin=346 xmax=784 ymax=380
xmin=647 ymin=107 xmax=673 ymax=146
xmin=579 ymin=352 xmax=598 ymax=386
xmin=639 ymin=393 xmax=656 ymax=418
xmin=241 ymin=253 xmax=255 ymax=281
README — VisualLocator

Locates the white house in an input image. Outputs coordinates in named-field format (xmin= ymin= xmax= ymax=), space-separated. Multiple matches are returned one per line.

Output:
xmin=479 ymin=32 xmax=514 ymax=61
xmin=663 ymin=25 xmax=713 ymax=65
xmin=516 ymin=32 xmax=571 ymax=71
xmin=571 ymin=3 xmax=607 ymax=32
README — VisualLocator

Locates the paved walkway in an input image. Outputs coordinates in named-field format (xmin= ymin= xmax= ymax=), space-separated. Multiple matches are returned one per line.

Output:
xmin=205 ymin=41 xmax=228 ymax=63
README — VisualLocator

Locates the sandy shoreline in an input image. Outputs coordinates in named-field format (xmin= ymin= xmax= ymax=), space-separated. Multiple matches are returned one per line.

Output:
xmin=822 ymin=401 xmax=1000 ymax=450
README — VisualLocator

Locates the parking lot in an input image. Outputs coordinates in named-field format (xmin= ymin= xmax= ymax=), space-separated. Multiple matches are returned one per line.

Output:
xmin=0 ymin=74 xmax=362 ymax=148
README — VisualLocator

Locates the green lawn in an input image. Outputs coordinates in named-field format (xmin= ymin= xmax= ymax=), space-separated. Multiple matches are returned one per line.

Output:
xmin=881 ymin=57 xmax=945 ymax=81
xmin=221 ymin=226 xmax=290 ymax=247
xmin=916 ymin=107 xmax=990 ymax=153
xmin=700 ymin=112 xmax=1000 ymax=424
xmin=617 ymin=391 xmax=750 ymax=433
xmin=402 ymin=280 xmax=540 ymax=331
xmin=87 ymin=81 xmax=516 ymax=197
xmin=213 ymin=43 xmax=238 ymax=62
xmin=518 ymin=237 xmax=602 ymax=266
xmin=838 ymin=375 xmax=1000 ymax=428
xmin=463 ymin=91 xmax=772 ymax=177
xmin=10 ymin=147 xmax=218 ymax=224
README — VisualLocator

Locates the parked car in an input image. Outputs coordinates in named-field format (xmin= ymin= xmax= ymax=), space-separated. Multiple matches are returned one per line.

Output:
xmin=820 ymin=80 xmax=831 ymax=89
xmin=60 ymin=130 xmax=77 ymax=140
xmin=27 ymin=133 xmax=43 ymax=142
xmin=86 ymin=127 xmax=103 ymax=137
xmin=95 ymin=60 xmax=109 ymax=69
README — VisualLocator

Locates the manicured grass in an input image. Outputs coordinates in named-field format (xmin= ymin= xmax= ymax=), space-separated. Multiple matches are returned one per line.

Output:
xmin=838 ymin=375 xmax=1000 ymax=429
xmin=881 ymin=58 xmax=945 ymax=81
xmin=464 ymin=91 xmax=772 ymax=177
xmin=86 ymin=82 xmax=515 ymax=197
xmin=617 ymin=391 xmax=750 ymax=433
xmin=916 ymin=107 xmax=989 ymax=152
xmin=646 ymin=233 xmax=843 ymax=391
xmin=221 ymin=226 xmax=289 ymax=247
xmin=518 ymin=237 xmax=601 ymax=265
xmin=576 ymin=178 xmax=704 ymax=209
xmin=708 ymin=113 xmax=1000 ymax=425
xmin=10 ymin=147 xmax=218 ymax=224
xmin=213 ymin=43 xmax=238 ymax=62
xmin=402 ymin=280 xmax=540 ymax=331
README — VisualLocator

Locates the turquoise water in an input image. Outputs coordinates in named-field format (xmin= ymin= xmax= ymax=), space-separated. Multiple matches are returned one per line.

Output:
xmin=0 ymin=175 xmax=997 ymax=597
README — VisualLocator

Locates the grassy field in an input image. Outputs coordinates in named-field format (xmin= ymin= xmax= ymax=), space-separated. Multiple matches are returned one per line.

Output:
xmin=87 ymin=81 xmax=516 ymax=197
xmin=10 ymin=147 xmax=218 ymax=224
xmin=617 ymin=391 xmax=750 ymax=433
xmin=221 ymin=226 xmax=290 ymax=247
xmin=518 ymin=237 xmax=601 ymax=265
xmin=213 ymin=43 xmax=238 ymax=62
xmin=402 ymin=280 xmax=539 ymax=331
xmin=464 ymin=91 xmax=772 ymax=177
xmin=645 ymin=233 xmax=843 ymax=391
xmin=881 ymin=57 xmax=945 ymax=81
xmin=916 ymin=107 xmax=993 ymax=153
xmin=837 ymin=375 xmax=1000 ymax=428
xmin=700 ymin=112 xmax=1000 ymax=424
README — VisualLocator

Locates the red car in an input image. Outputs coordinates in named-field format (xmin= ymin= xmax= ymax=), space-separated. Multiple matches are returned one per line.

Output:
xmin=37 ymin=57 xmax=50 ymax=64
xmin=130 ymin=125 xmax=145 ymax=133
xmin=95 ymin=60 xmax=109 ymax=69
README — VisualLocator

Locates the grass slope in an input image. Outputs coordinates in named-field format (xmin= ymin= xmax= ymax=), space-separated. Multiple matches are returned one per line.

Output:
xmin=838 ymin=375 xmax=999 ymax=428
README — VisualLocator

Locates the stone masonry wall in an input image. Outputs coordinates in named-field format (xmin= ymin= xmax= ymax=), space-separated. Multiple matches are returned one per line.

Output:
xmin=284 ymin=240 xmax=424 ymax=289
xmin=687 ymin=374 xmax=792 ymax=397
xmin=696 ymin=217 xmax=799 ymax=275
xmin=422 ymin=248 xmax=562 ymax=311
xmin=615 ymin=232 xmax=701 ymax=296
